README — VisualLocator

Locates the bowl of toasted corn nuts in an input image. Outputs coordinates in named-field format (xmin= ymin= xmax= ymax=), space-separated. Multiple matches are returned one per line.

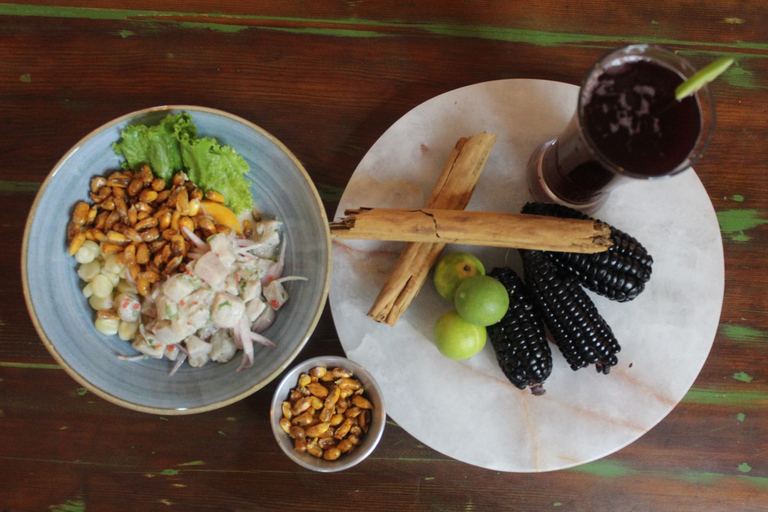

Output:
xmin=271 ymin=356 xmax=386 ymax=472
xmin=22 ymin=106 xmax=331 ymax=414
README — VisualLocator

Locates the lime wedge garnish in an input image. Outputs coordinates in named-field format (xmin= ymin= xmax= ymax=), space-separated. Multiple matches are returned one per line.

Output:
xmin=675 ymin=57 xmax=734 ymax=100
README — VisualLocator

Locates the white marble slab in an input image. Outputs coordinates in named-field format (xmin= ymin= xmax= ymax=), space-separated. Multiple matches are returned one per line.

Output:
xmin=328 ymin=79 xmax=724 ymax=472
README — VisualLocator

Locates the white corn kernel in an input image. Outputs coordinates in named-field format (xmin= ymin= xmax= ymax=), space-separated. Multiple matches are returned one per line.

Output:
xmin=78 ymin=260 xmax=101 ymax=282
xmin=102 ymin=271 xmax=121 ymax=287
xmin=90 ymin=274 xmax=113 ymax=299
xmin=94 ymin=317 xmax=120 ymax=336
xmin=118 ymin=320 xmax=139 ymax=341
xmin=89 ymin=294 xmax=113 ymax=311
xmin=103 ymin=253 xmax=123 ymax=274
xmin=74 ymin=240 xmax=100 ymax=264
xmin=82 ymin=283 xmax=93 ymax=299
xmin=116 ymin=279 xmax=138 ymax=294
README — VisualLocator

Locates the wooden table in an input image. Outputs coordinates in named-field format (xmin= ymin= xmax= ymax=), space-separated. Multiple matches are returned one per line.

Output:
xmin=2 ymin=2 xmax=767 ymax=510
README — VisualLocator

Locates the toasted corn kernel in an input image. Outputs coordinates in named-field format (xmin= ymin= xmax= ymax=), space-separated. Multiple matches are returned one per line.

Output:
xmin=242 ymin=219 xmax=253 ymax=238
xmin=281 ymin=401 xmax=292 ymax=421
xmin=170 ymin=211 xmax=181 ymax=231
xmin=106 ymin=231 xmax=129 ymax=244
xmin=205 ymin=190 xmax=226 ymax=203
xmin=140 ymin=227 xmax=160 ymax=242
xmin=140 ymin=164 xmax=153 ymax=184
xmin=90 ymin=176 xmax=106 ymax=193
xmin=291 ymin=411 xmax=314 ymax=426
xmin=67 ymin=220 xmax=80 ymax=242
xmin=101 ymin=243 xmax=123 ymax=255
xmin=337 ymin=378 xmax=362 ymax=391
xmin=304 ymin=422 xmax=330 ymax=438
xmin=318 ymin=438 xmax=337 ymax=450
xmin=294 ymin=438 xmax=308 ymax=452
xmin=288 ymin=426 xmax=305 ymax=440
xmin=128 ymin=179 xmax=143 ymax=196
xmin=175 ymin=188 xmax=189 ymax=214
xmin=337 ymin=438 xmax=355 ymax=453
xmin=329 ymin=413 xmax=345 ymax=427
xmin=128 ymin=206 xmax=138 ymax=226
xmin=215 ymin=223 xmax=232 ymax=235
xmin=298 ymin=374 xmax=311 ymax=388
xmin=324 ymin=385 xmax=340 ymax=410
xmin=135 ymin=216 xmax=158 ymax=232
xmin=319 ymin=407 xmax=334 ymax=423
xmin=332 ymin=367 xmax=353 ymax=379
xmin=139 ymin=189 xmax=158 ymax=204
xmin=122 ymin=244 xmax=137 ymax=265
xmin=69 ymin=231 xmax=86 ymax=255
xmin=291 ymin=397 xmax=313 ymax=416
xmin=307 ymin=443 xmax=323 ymax=459
xmin=279 ymin=418 xmax=291 ymax=434
xmin=178 ymin=217 xmax=194 ymax=236
xmin=156 ymin=190 xmax=171 ymax=203
xmin=323 ymin=448 xmax=341 ymax=461
xmin=307 ymin=383 xmax=329 ymax=399
xmin=310 ymin=396 xmax=324 ymax=410
xmin=188 ymin=198 xmax=201 ymax=217
xmin=334 ymin=418 xmax=354 ymax=440
xmin=105 ymin=211 xmax=120 ymax=231
xmin=72 ymin=202 xmax=91 ymax=226
xmin=87 ymin=206 xmax=98 ymax=224
xmin=156 ymin=211 xmax=173 ymax=231
xmin=172 ymin=172 xmax=186 ymax=186
xmin=151 ymin=178 xmax=166 ymax=191
xmin=136 ymin=242 xmax=150 ymax=264
xmin=351 ymin=394 xmax=373 ymax=410
xmin=139 ymin=270 xmax=160 ymax=284
xmin=136 ymin=201 xmax=153 ymax=213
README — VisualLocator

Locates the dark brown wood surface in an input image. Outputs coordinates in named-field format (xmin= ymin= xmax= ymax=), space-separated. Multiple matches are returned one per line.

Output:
xmin=2 ymin=2 xmax=767 ymax=510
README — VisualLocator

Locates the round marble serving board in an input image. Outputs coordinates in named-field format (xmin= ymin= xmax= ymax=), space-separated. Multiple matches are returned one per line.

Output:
xmin=328 ymin=79 xmax=724 ymax=472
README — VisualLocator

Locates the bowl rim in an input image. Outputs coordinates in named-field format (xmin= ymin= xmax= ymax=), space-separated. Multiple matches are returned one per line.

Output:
xmin=270 ymin=355 xmax=386 ymax=472
xmin=21 ymin=105 xmax=333 ymax=415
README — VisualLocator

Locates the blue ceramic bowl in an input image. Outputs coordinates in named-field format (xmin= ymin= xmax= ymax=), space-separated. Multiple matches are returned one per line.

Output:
xmin=22 ymin=106 xmax=332 ymax=414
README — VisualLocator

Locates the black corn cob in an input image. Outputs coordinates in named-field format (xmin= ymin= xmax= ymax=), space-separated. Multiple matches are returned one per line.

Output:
xmin=521 ymin=249 xmax=620 ymax=374
xmin=521 ymin=202 xmax=653 ymax=302
xmin=487 ymin=267 xmax=552 ymax=396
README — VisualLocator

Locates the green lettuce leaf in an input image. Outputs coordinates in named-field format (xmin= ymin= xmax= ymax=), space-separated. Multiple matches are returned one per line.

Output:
xmin=179 ymin=136 xmax=253 ymax=215
xmin=112 ymin=113 xmax=253 ymax=213
xmin=112 ymin=113 xmax=196 ymax=181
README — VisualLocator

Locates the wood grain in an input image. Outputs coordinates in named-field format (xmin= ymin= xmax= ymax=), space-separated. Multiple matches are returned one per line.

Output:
xmin=2 ymin=1 xmax=768 ymax=510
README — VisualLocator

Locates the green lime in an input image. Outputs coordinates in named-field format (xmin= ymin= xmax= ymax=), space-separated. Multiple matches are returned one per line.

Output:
xmin=433 ymin=309 xmax=487 ymax=360
xmin=454 ymin=275 xmax=509 ymax=327
xmin=433 ymin=252 xmax=485 ymax=301
xmin=675 ymin=57 xmax=734 ymax=100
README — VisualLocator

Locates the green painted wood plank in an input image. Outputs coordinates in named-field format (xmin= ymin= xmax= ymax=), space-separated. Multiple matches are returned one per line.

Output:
xmin=1 ymin=3 xmax=768 ymax=65
xmin=570 ymin=459 xmax=768 ymax=487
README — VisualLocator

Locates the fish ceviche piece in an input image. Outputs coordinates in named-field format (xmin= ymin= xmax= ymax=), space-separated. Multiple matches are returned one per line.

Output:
xmin=131 ymin=227 xmax=306 ymax=374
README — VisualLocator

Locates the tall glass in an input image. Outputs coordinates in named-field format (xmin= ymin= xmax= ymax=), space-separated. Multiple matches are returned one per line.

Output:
xmin=527 ymin=44 xmax=715 ymax=212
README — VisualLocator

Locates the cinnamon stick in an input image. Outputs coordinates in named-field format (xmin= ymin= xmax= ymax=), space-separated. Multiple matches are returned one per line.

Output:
xmin=331 ymin=208 xmax=612 ymax=253
xmin=366 ymin=132 xmax=497 ymax=326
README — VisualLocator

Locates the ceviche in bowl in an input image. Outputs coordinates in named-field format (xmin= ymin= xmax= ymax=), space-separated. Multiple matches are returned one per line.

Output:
xmin=22 ymin=106 xmax=331 ymax=414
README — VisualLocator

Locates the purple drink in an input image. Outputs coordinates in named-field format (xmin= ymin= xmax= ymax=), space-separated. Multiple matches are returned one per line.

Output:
xmin=528 ymin=45 xmax=714 ymax=211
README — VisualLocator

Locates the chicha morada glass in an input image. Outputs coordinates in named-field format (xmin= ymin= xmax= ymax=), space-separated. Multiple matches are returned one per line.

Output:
xmin=528 ymin=44 xmax=716 ymax=212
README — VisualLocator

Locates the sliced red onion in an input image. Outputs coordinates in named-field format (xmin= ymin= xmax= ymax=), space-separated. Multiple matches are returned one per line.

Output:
xmin=261 ymin=243 xmax=286 ymax=286
xmin=182 ymin=226 xmax=209 ymax=251
xmin=250 ymin=331 xmax=276 ymax=349
xmin=252 ymin=306 xmax=276 ymax=333
xmin=169 ymin=352 xmax=188 ymax=377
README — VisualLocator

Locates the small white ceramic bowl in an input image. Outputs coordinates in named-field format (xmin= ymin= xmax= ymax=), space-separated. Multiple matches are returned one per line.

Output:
xmin=270 ymin=356 xmax=386 ymax=472
xmin=22 ymin=106 xmax=332 ymax=414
